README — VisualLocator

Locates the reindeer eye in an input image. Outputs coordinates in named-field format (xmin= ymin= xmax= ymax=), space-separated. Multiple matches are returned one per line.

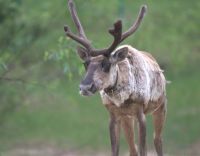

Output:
xmin=101 ymin=59 xmax=111 ymax=72
xmin=83 ymin=61 xmax=89 ymax=70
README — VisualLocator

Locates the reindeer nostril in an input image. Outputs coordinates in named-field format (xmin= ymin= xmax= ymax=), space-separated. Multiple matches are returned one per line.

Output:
xmin=79 ymin=84 xmax=85 ymax=92
xmin=79 ymin=84 xmax=82 ymax=90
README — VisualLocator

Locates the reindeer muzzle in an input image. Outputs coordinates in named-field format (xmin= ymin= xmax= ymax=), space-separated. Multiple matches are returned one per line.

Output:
xmin=79 ymin=83 xmax=97 ymax=96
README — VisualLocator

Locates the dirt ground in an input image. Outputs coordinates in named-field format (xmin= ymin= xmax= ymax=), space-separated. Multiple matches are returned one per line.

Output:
xmin=1 ymin=142 xmax=200 ymax=156
xmin=0 ymin=148 xmax=167 ymax=156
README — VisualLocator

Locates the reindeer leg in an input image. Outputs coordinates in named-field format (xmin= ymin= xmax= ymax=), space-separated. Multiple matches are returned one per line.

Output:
xmin=122 ymin=117 xmax=138 ymax=156
xmin=109 ymin=114 xmax=121 ymax=156
xmin=137 ymin=108 xmax=147 ymax=156
xmin=152 ymin=102 xmax=166 ymax=156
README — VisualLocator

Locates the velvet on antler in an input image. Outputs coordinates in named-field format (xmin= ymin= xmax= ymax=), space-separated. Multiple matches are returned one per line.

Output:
xmin=64 ymin=0 xmax=147 ymax=57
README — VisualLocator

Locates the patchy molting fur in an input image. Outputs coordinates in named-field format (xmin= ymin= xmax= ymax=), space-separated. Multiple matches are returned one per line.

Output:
xmin=93 ymin=56 xmax=118 ymax=91
xmin=100 ymin=45 xmax=166 ymax=112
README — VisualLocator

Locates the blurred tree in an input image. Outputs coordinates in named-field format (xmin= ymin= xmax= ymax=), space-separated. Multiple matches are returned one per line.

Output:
xmin=0 ymin=0 xmax=19 ymax=71
xmin=0 ymin=0 xmax=45 ymax=123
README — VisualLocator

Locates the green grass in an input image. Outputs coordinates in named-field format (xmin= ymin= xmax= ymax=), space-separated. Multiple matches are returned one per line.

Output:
xmin=0 ymin=81 xmax=109 ymax=151
xmin=0 ymin=72 xmax=200 ymax=154
xmin=165 ymin=72 xmax=200 ymax=148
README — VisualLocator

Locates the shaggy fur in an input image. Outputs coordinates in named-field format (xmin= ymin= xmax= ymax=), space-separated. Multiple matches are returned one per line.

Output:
xmin=80 ymin=45 xmax=167 ymax=156
xmin=100 ymin=45 xmax=166 ymax=113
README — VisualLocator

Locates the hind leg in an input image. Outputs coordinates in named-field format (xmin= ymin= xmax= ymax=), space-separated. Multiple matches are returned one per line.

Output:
xmin=137 ymin=108 xmax=147 ymax=156
xmin=152 ymin=102 xmax=167 ymax=156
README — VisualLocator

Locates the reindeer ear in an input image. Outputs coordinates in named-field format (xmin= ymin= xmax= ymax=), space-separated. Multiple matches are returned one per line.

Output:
xmin=76 ymin=46 xmax=88 ymax=61
xmin=110 ymin=47 xmax=128 ymax=63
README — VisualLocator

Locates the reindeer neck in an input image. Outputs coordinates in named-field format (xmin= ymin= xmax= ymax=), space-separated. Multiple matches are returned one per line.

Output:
xmin=104 ymin=67 xmax=119 ymax=94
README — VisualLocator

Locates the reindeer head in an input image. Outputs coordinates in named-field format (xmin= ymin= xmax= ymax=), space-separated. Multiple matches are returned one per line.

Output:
xmin=64 ymin=0 xmax=147 ymax=96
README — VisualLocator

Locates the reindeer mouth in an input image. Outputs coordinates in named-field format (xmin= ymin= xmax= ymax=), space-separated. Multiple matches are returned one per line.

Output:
xmin=80 ymin=90 xmax=94 ymax=96
xmin=79 ymin=84 xmax=98 ymax=96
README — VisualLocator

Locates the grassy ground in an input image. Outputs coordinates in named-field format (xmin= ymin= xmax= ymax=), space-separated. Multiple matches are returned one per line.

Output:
xmin=0 ymin=71 xmax=200 ymax=155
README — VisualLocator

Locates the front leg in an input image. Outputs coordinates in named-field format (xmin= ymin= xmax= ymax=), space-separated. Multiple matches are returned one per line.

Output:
xmin=121 ymin=117 xmax=138 ymax=156
xmin=109 ymin=114 xmax=121 ymax=156
xmin=137 ymin=108 xmax=147 ymax=156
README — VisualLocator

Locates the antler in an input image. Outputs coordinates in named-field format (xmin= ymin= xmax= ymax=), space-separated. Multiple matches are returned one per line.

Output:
xmin=64 ymin=0 xmax=147 ymax=57
xmin=121 ymin=5 xmax=147 ymax=42
xmin=91 ymin=20 xmax=122 ymax=57
xmin=64 ymin=0 xmax=92 ymax=52
xmin=97 ymin=5 xmax=147 ymax=56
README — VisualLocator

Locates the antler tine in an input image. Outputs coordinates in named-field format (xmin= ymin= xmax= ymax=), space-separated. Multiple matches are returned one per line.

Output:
xmin=64 ymin=26 xmax=91 ymax=50
xmin=91 ymin=4 xmax=146 ymax=57
xmin=107 ymin=20 xmax=122 ymax=54
xmin=91 ymin=20 xmax=122 ymax=57
xmin=121 ymin=5 xmax=147 ymax=42
xmin=68 ymin=0 xmax=87 ymax=39
xmin=64 ymin=0 xmax=92 ymax=52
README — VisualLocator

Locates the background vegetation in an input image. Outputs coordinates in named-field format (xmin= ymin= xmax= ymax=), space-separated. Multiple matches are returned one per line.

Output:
xmin=0 ymin=0 xmax=200 ymax=155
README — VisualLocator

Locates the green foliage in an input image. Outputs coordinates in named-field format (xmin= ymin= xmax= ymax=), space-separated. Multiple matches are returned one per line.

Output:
xmin=44 ymin=36 xmax=84 ymax=79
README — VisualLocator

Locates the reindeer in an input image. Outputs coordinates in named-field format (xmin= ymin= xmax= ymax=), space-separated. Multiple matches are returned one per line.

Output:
xmin=64 ymin=0 xmax=167 ymax=156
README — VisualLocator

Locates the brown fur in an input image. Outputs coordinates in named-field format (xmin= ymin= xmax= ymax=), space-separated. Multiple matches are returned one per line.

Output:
xmin=98 ymin=46 xmax=167 ymax=156
xmin=80 ymin=45 xmax=167 ymax=156
xmin=64 ymin=1 xmax=164 ymax=155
